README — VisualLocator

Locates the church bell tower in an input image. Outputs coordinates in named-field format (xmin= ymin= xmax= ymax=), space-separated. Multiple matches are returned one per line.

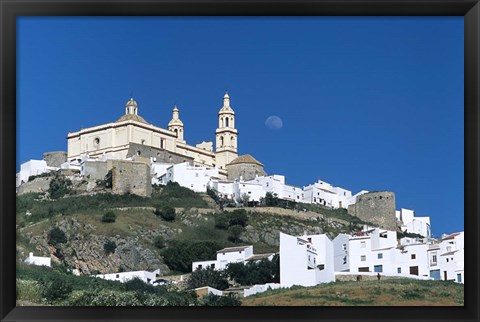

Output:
xmin=215 ymin=92 xmax=238 ymax=169
xmin=168 ymin=104 xmax=185 ymax=142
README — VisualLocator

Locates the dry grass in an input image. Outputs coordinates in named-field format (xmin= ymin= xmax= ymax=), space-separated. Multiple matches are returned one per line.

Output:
xmin=242 ymin=279 xmax=464 ymax=306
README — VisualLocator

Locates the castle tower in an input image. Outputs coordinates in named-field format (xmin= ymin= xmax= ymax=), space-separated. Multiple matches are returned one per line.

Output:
xmin=125 ymin=98 xmax=138 ymax=115
xmin=168 ymin=104 xmax=185 ymax=141
xmin=215 ymin=92 xmax=238 ymax=169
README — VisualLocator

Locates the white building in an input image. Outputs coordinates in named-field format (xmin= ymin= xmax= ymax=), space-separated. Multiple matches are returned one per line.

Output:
xmin=302 ymin=179 xmax=353 ymax=209
xmin=24 ymin=252 xmax=51 ymax=267
xmin=16 ymin=160 xmax=54 ymax=188
xmin=233 ymin=181 xmax=265 ymax=203
xmin=95 ymin=269 xmax=161 ymax=285
xmin=333 ymin=227 xmax=397 ymax=274
xmin=396 ymin=208 xmax=431 ymax=238
xmin=159 ymin=162 xmax=220 ymax=192
xmin=208 ymin=179 xmax=235 ymax=200
xmin=192 ymin=245 xmax=275 ymax=271
xmin=435 ymin=232 xmax=464 ymax=283
xmin=279 ymin=232 xmax=335 ymax=287
xmin=247 ymin=175 xmax=303 ymax=202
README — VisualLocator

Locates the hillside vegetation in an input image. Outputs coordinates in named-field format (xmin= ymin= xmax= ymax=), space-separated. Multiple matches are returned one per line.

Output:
xmin=16 ymin=179 xmax=461 ymax=306
xmin=241 ymin=279 xmax=464 ymax=306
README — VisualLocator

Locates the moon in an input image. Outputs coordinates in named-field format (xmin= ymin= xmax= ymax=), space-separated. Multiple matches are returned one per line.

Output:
xmin=265 ymin=115 xmax=283 ymax=130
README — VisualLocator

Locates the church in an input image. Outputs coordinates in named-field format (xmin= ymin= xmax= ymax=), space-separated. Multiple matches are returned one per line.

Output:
xmin=67 ymin=93 xmax=243 ymax=176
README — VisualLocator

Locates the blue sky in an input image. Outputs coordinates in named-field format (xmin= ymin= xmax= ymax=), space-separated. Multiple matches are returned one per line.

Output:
xmin=17 ymin=17 xmax=464 ymax=237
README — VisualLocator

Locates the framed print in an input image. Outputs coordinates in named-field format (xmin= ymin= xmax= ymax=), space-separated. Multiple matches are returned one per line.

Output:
xmin=1 ymin=0 xmax=478 ymax=321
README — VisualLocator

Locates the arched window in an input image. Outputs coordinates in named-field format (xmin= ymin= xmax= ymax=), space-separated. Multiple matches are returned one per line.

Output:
xmin=220 ymin=136 xmax=224 ymax=147
xmin=174 ymin=129 xmax=178 ymax=137
xmin=225 ymin=118 xmax=229 ymax=127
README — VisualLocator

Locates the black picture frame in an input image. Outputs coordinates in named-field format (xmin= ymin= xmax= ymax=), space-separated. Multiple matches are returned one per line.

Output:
xmin=1 ymin=0 xmax=478 ymax=321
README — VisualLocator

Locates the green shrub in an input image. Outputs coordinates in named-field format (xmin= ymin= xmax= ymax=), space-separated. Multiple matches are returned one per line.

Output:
xmin=161 ymin=240 xmax=225 ymax=273
xmin=16 ymin=279 xmax=43 ymax=303
xmin=155 ymin=206 xmax=176 ymax=221
xmin=229 ymin=209 xmax=248 ymax=227
xmin=48 ymin=176 xmax=72 ymax=199
xmin=101 ymin=211 xmax=117 ymax=223
xmin=153 ymin=236 xmax=166 ymax=249
xmin=41 ymin=277 xmax=73 ymax=303
xmin=201 ymin=293 xmax=241 ymax=306
xmin=187 ymin=267 xmax=229 ymax=290
xmin=104 ymin=240 xmax=117 ymax=255
xmin=214 ymin=213 xmax=230 ymax=230
xmin=227 ymin=225 xmax=245 ymax=243
xmin=47 ymin=227 xmax=67 ymax=246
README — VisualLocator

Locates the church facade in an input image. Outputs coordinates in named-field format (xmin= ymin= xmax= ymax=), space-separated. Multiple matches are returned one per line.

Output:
xmin=67 ymin=93 xmax=239 ymax=172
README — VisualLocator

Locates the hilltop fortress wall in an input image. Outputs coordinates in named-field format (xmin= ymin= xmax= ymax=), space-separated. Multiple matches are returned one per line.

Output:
xmin=348 ymin=191 xmax=397 ymax=231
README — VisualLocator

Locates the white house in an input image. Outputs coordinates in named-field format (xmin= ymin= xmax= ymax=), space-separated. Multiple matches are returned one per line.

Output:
xmin=151 ymin=162 xmax=174 ymax=185
xmin=279 ymin=232 xmax=335 ymax=287
xmin=24 ymin=252 xmax=51 ymax=267
xmin=16 ymin=160 xmax=54 ymax=188
xmin=233 ymin=181 xmax=265 ymax=203
xmin=247 ymin=175 xmax=303 ymax=202
xmin=95 ymin=269 xmax=161 ymax=285
xmin=160 ymin=162 xmax=220 ymax=192
xmin=435 ymin=232 xmax=464 ymax=283
xmin=243 ymin=283 xmax=281 ymax=297
xmin=333 ymin=227 xmax=398 ymax=274
xmin=208 ymin=179 xmax=235 ymax=200
xmin=192 ymin=245 xmax=275 ymax=271
xmin=302 ymin=179 xmax=353 ymax=209
xmin=396 ymin=208 xmax=431 ymax=238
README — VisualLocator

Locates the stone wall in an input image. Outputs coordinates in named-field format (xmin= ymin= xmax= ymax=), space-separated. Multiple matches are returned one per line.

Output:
xmin=111 ymin=160 xmax=151 ymax=197
xmin=17 ymin=177 xmax=52 ymax=195
xmin=43 ymin=151 xmax=67 ymax=167
xmin=126 ymin=143 xmax=194 ymax=165
xmin=84 ymin=161 xmax=110 ymax=181
xmin=226 ymin=163 xmax=266 ymax=181
xmin=348 ymin=191 xmax=397 ymax=231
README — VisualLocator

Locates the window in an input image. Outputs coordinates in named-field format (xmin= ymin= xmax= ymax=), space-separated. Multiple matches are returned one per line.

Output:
xmin=457 ymin=274 xmax=462 ymax=283
xmin=147 ymin=278 xmax=151 ymax=283
xmin=378 ymin=253 xmax=383 ymax=259
xmin=411 ymin=254 xmax=416 ymax=260
xmin=374 ymin=265 xmax=383 ymax=273
xmin=432 ymin=255 xmax=437 ymax=263
xmin=361 ymin=255 xmax=366 ymax=261
xmin=141 ymin=139 xmax=146 ymax=145
xmin=93 ymin=137 xmax=100 ymax=146
xmin=360 ymin=241 xmax=366 ymax=248
xmin=211 ymin=264 xmax=215 ymax=269
xmin=137 ymin=151 xmax=141 ymax=156
xmin=198 ymin=264 xmax=202 ymax=269
xmin=397 ymin=267 xmax=402 ymax=274
xmin=116 ymin=274 xmax=119 ymax=278
xmin=317 ymin=264 xmax=325 ymax=270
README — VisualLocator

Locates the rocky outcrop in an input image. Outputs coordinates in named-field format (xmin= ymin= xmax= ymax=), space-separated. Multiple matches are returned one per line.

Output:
xmin=27 ymin=217 xmax=171 ymax=275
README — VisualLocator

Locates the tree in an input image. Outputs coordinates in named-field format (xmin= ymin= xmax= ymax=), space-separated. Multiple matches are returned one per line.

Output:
xmin=161 ymin=241 xmax=224 ymax=273
xmin=154 ymin=206 xmax=176 ymax=221
xmin=264 ymin=192 xmax=279 ymax=207
xmin=104 ymin=240 xmax=117 ymax=255
xmin=214 ymin=213 xmax=230 ymax=230
xmin=101 ymin=211 xmax=117 ymax=223
xmin=47 ymin=227 xmax=67 ymax=246
xmin=226 ymin=255 xmax=280 ymax=286
xmin=229 ymin=209 xmax=248 ymax=227
xmin=41 ymin=277 xmax=73 ymax=303
xmin=186 ymin=267 xmax=229 ymax=290
xmin=227 ymin=225 xmax=245 ymax=243
xmin=239 ymin=193 xmax=250 ymax=207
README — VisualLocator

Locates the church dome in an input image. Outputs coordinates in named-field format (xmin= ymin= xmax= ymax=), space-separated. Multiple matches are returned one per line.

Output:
xmin=228 ymin=154 xmax=263 ymax=166
xmin=116 ymin=114 xmax=149 ymax=124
